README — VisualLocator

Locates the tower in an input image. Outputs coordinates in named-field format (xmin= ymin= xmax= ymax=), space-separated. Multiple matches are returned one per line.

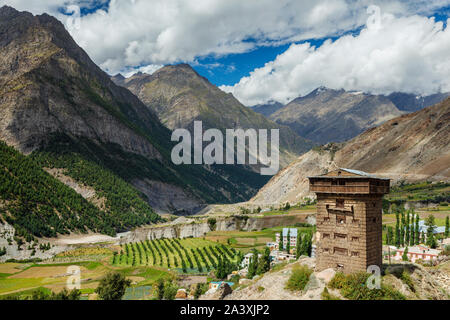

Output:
xmin=308 ymin=168 xmax=390 ymax=274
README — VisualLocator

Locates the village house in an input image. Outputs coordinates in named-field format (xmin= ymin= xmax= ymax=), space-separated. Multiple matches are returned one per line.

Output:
xmin=266 ymin=242 xmax=278 ymax=250
xmin=395 ymin=245 xmax=441 ymax=263
xmin=269 ymin=250 xmax=296 ymax=263
xmin=241 ymin=252 xmax=262 ymax=268
xmin=417 ymin=220 xmax=446 ymax=237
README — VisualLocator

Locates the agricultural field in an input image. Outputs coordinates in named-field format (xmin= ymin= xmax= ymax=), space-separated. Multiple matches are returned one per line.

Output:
xmin=205 ymin=225 xmax=314 ymax=253
xmin=386 ymin=182 xmax=450 ymax=203
xmin=112 ymin=238 xmax=239 ymax=274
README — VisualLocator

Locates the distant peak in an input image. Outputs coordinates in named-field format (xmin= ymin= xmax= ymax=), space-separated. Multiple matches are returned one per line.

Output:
xmin=0 ymin=5 xmax=20 ymax=18
xmin=159 ymin=63 xmax=196 ymax=73
xmin=113 ymin=73 xmax=125 ymax=79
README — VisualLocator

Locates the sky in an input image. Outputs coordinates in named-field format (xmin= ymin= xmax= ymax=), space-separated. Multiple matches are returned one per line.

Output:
xmin=1 ymin=0 xmax=450 ymax=105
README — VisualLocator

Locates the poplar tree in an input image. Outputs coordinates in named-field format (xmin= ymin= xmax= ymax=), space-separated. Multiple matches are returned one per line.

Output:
xmin=405 ymin=210 xmax=410 ymax=245
xmin=286 ymin=229 xmax=291 ymax=254
xmin=445 ymin=216 xmax=449 ymax=238
xmin=395 ymin=212 xmax=400 ymax=247
xmin=296 ymin=234 xmax=302 ymax=258
xmin=415 ymin=214 xmax=420 ymax=245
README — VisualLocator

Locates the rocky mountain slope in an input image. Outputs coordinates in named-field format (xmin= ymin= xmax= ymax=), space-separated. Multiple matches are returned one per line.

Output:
xmin=0 ymin=6 xmax=271 ymax=221
xmin=252 ymin=98 xmax=450 ymax=204
xmin=202 ymin=257 xmax=449 ymax=300
xmin=270 ymin=87 xmax=405 ymax=144
xmin=113 ymin=65 xmax=313 ymax=168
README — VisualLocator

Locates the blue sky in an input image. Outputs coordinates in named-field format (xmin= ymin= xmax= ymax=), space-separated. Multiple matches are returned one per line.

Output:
xmin=193 ymin=32 xmax=362 ymax=87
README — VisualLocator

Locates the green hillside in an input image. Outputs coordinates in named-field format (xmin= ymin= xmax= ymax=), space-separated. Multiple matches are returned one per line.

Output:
xmin=0 ymin=141 xmax=161 ymax=238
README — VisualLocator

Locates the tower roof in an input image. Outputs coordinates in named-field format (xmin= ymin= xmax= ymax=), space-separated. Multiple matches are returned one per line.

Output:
xmin=308 ymin=168 xmax=389 ymax=180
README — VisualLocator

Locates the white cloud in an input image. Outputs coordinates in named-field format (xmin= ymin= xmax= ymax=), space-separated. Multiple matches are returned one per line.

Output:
xmin=221 ymin=12 xmax=450 ymax=105
xmin=1 ymin=0 xmax=449 ymax=92
xmin=1 ymin=0 xmax=449 ymax=77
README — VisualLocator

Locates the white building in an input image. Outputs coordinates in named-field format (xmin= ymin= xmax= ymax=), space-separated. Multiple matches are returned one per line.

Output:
xmin=269 ymin=250 xmax=296 ymax=263
xmin=241 ymin=252 xmax=262 ymax=268
xmin=275 ymin=228 xmax=298 ymax=251
xmin=395 ymin=245 xmax=441 ymax=263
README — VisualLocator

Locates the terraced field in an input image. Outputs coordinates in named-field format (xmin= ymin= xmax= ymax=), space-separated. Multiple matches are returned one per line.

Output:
xmin=112 ymin=238 xmax=239 ymax=273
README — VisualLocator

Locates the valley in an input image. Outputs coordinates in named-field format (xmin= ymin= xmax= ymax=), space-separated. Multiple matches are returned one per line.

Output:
xmin=0 ymin=4 xmax=449 ymax=302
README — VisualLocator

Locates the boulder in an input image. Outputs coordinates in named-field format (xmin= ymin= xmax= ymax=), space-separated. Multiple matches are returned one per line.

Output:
xmin=316 ymin=268 xmax=336 ymax=284
xmin=209 ymin=283 xmax=233 ymax=300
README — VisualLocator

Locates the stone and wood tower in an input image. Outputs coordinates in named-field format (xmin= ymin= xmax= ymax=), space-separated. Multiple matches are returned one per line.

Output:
xmin=308 ymin=168 xmax=390 ymax=274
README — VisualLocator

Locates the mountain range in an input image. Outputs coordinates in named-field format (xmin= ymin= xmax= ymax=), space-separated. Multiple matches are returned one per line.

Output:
xmin=252 ymin=87 xmax=449 ymax=144
xmin=251 ymin=97 xmax=450 ymax=204
xmin=112 ymin=64 xmax=313 ymax=169
xmin=0 ymin=5 xmax=448 ymax=239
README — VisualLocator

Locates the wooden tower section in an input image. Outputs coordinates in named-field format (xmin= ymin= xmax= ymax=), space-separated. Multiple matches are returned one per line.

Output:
xmin=308 ymin=168 xmax=390 ymax=274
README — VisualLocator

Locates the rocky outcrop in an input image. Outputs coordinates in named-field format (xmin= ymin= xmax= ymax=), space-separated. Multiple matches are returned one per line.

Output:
xmin=0 ymin=222 xmax=67 ymax=262
xmin=121 ymin=213 xmax=314 ymax=242
xmin=200 ymin=283 xmax=233 ymax=300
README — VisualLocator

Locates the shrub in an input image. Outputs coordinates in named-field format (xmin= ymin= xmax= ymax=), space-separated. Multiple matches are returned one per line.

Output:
xmin=207 ymin=218 xmax=217 ymax=231
xmin=95 ymin=272 xmax=131 ymax=300
xmin=285 ymin=265 xmax=313 ymax=291
xmin=400 ymin=271 xmax=415 ymax=292
xmin=328 ymin=272 xmax=405 ymax=300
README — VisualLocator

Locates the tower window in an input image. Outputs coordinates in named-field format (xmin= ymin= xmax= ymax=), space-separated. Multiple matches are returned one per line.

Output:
xmin=351 ymin=236 xmax=359 ymax=242
xmin=334 ymin=247 xmax=348 ymax=256
xmin=351 ymin=251 xmax=359 ymax=257
xmin=323 ymin=233 xmax=330 ymax=239
xmin=336 ymin=199 xmax=344 ymax=208
xmin=334 ymin=233 xmax=347 ymax=240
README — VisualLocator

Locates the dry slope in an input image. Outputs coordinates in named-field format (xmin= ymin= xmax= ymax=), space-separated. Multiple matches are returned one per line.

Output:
xmin=252 ymin=99 xmax=450 ymax=204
